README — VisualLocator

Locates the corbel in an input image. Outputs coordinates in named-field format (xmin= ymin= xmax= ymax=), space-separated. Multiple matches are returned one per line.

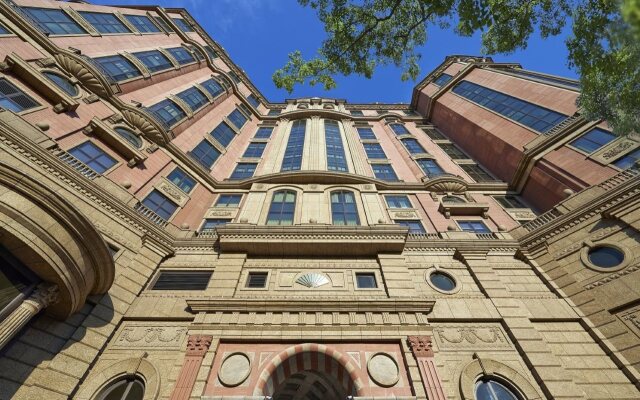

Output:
xmin=83 ymin=117 xmax=147 ymax=166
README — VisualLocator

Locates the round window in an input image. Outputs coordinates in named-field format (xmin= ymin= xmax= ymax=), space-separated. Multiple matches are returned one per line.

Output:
xmin=115 ymin=127 xmax=143 ymax=149
xmin=43 ymin=71 xmax=78 ymax=97
xmin=587 ymin=246 xmax=624 ymax=269
xmin=429 ymin=271 xmax=456 ymax=292
xmin=475 ymin=379 xmax=521 ymax=400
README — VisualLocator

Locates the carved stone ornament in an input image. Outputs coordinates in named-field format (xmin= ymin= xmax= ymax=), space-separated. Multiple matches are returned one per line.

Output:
xmin=115 ymin=326 xmax=187 ymax=349
xmin=186 ymin=334 xmax=213 ymax=356
xmin=602 ymin=140 xmax=636 ymax=160
xmin=157 ymin=179 xmax=188 ymax=206
xmin=122 ymin=108 xmax=168 ymax=145
xmin=433 ymin=326 xmax=511 ymax=350
xmin=27 ymin=283 xmax=60 ymax=309
xmin=53 ymin=53 xmax=109 ymax=97
xmin=424 ymin=175 xmax=467 ymax=194
xmin=407 ymin=335 xmax=434 ymax=357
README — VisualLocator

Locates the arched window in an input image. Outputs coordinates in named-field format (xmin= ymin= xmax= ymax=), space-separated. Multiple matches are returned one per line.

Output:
xmin=442 ymin=195 xmax=466 ymax=203
xmin=43 ymin=71 xmax=78 ymax=97
xmin=331 ymin=191 xmax=360 ymax=226
xmin=114 ymin=127 xmax=142 ymax=148
xmin=475 ymin=379 xmax=522 ymax=400
xmin=97 ymin=378 xmax=144 ymax=400
xmin=266 ymin=190 xmax=296 ymax=225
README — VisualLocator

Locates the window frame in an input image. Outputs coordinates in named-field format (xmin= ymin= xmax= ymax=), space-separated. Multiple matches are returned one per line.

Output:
xmin=371 ymin=163 xmax=399 ymax=181
xmin=363 ymin=143 xmax=387 ymax=159
xmin=266 ymin=190 xmax=297 ymax=226
xmin=68 ymin=140 xmax=118 ymax=175
xmin=417 ymin=158 xmax=445 ymax=178
xmin=214 ymin=194 xmax=243 ymax=208
xmin=395 ymin=219 xmax=426 ymax=233
xmin=354 ymin=272 xmax=378 ymax=289
xmin=243 ymin=142 xmax=267 ymax=158
xmin=166 ymin=46 xmax=196 ymax=65
xmin=78 ymin=11 xmax=131 ymax=34
xmin=325 ymin=120 xmax=348 ymax=172
xmin=150 ymin=270 xmax=212 ymax=291
xmin=385 ymin=195 xmax=413 ymax=209
xmin=281 ymin=120 xmax=307 ymax=171
xmin=245 ymin=271 xmax=269 ymax=289
xmin=229 ymin=162 xmax=258 ymax=180
xmin=457 ymin=220 xmax=491 ymax=233
xmin=141 ymin=189 xmax=179 ymax=221
xmin=132 ymin=50 xmax=173 ymax=74
xmin=22 ymin=7 xmax=87 ymax=36
xmin=95 ymin=54 xmax=142 ymax=82
xmin=567 ymin=128 xmax=616 ymax=154
xmin=0 ymin=77 xmax=41 ymax=113
xmin=189 ymin=139 xmax=221 ymax=169
xmin=330 ymin=190 xmax=361 ymax=226
xmin=124 ymin=14 xmax=161 ymax=33
xmin=147 ymin=99 xmax=187 ymax=127
xmin=177 ymin=86 xmax=209 ymax=113
xmin=166 ymin=167 xmax=196 ymax=193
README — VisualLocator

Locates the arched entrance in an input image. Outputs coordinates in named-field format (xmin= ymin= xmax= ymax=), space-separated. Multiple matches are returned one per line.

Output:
xmin=273 ymin=370 xmax=348 ymax=400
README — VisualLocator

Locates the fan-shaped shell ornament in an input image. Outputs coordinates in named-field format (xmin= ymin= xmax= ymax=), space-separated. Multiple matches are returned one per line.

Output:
xmin=296 ymin=273 xmax=330 ymax=288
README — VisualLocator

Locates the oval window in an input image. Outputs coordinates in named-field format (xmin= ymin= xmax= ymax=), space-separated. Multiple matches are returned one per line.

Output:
xmin=587 ymin=246 xmax=624 ymax=269
xmin=43 ymin=71 xmax=78 ymax=97
xmin=429 ymin=271 xmax=456 ymax=292
xmin=475 ymin=379 xmax=521 ymax=400
xmin=97 ymin=378 xmax=144 ymax=400
xmin=115 ymin=127 xmax=143 ymax=149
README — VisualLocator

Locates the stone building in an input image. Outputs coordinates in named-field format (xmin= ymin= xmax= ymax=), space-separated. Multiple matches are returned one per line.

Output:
xmin=0 ymin=1 xmax=638 ymax=399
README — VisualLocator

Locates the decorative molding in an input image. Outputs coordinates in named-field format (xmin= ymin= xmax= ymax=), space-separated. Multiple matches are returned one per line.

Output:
xmin=407 ymin=335 xmax=434 ymax=357
xmin=433 ymin=325 xmax=511 ymax=350
xmin=554 ymin=226 xmax=619 ymax=259
xmin=122 ymin=108 xmax=170 ymax=146
xmin=53 ymin=52 xmax=110 ymax=97
xmin=186 ymin=335 xmax=213 ymax=356
xmin=114 ymin=326 xmax=187 ymax=349
xmin=584 ymin=263 xmax=640 ymax=290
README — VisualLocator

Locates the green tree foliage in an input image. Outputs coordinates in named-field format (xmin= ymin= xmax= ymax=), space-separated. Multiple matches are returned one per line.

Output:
xmin=273 ymin=0 xmax=639 ymax=134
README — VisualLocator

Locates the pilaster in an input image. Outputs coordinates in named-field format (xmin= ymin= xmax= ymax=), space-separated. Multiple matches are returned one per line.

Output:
xmin=169 ymin=335 xmax=213 ymax=400
xmin=407 ymin=335 xmax=446 ymax=400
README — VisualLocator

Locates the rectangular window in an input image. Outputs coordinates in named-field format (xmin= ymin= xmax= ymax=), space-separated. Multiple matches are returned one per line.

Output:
xmin=402 ymin=138 xmax=426 ymax=154
xmin=438 ymin=143 xmax=467 ymax=159
xmin=230 ymin=163 xmax=257 ymax=180
xmin=23 ymin=7 xmax=86 ymax=35
xmin=0 ymin=23 xmax=10 ymax=35
xmin=79 ymin=12 xmax=130 ymax=34
xmin=148 ymin=99 xmax=186 ymax=127
xmin=132 ymin=50 xmax=172 ymax=73
xmin=190 ymin=140 xmax=220 ymax=168
xmin=385 ymin=195 xmax=412 ymax=209
xmin=202 ymin=218 xmax=231 ymax=229
xmin=228 ymin=109 xmax=248 ymax=129
xmin=458 ymin=220 xmax=490 ymax=233
xmin=177 ymin=87 xmax=208 ymax=112
xmin=142 ymin=189 xmax=178 ymax=220
xmin=422 ymin=127 xmax=446 ymax=140
xmin=613 ymin=148 xmax=640 ymax=170
xmin=95 ymin=55 xmax=141 ymax=82
xmin=124 ymin=14 xmax=160 ymax=33
xmin=68 ymin=141 xmax=116 ymax=174
xmin=372 ymin=164 xmax=398 ymax=181
xmin=569 ymin=128 xmax=616 ymax=154
xmin=210 ymin=121 xmax=236 ymax=147
xmin=350 ymin=110 xmax=364 ymax=116
xmin=395 ymin=220 xmax=426 ymax=233
xmin=203 ymin=45 xmax=218 ymax=59
xmin=357 ymin=127 xmax=376 ymax=140
xmin=266 ymin=191 xmax=296 ymax=225
xmin=167 ymin=168 xmax=196 ymax=193
xmin=200 ymin=79 xmax=224 ymax=97
xmin=166 ymin=47 xmax=195 ymax=65
xmin=363 ymin=143 xmax=387 ymax=159
xmin=494 ymin=195 xmax=526 ymax=209
xmin=152 ymin=271 xmax=211 ymax=290
xmin=154 ymin=16 xmax=173 ymax=32
xmin=281 ymin=120 xmax=307 ymax=171
xmin=172 ymin=18 xmax=193 ymax=32
xmin=0 ymin=79 xmax=40 ymax=112
xmin=243 ymin=142 xmax=266 ymax=158
xmin=417 ymin=159 xmax=445 ymax=178
xmin=254 ymin=126 xmax=273 ymax=139
xmin=389 ymin=123 xmax=410 ymax=135
xmin=215 ymin=194 xmax=242 ymax=208
xmin=460 ymin=164 xmax=496 ymax=182
xmin=268 ymin=109 xmax=280 ymax=116
xmin=433 ymin=73 xmax=453 ymax=86
xmin=246 ymin=272 xmax=268 ymax=288
xmin=452 ymin=80 xmax=568 ymax=133
xmin=247 ymin=94 xmax=260 ymax=108
xmin=325 ymin=120 xmax=348 ymax=172
xmin=355 ymin=273 xmax=377 ymax=289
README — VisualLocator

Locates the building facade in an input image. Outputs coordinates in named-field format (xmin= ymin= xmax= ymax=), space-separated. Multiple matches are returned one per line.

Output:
xmin=0 ymin=1 xmax=638 ymax=399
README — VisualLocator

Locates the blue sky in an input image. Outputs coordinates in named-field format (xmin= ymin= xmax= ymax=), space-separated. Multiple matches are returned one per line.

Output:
xmin=94 ymin=0 xmax=578 ymax=104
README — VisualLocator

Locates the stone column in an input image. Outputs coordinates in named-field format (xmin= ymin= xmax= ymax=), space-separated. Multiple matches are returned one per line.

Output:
xmin=169 ymin=334 xmax=213 ymax=400
xmin=0 ymin=283 xmax=59 ymax=350
xmin=407 ymin=335 xmax=446 ymax=400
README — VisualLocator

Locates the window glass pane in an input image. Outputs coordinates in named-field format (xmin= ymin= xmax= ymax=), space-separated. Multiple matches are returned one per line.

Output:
xmin=372 ymin=164 xmax=398 ymax=181
xmin=228 ymin=109 xmax=248 ymax=129
xmin=331 ymin=191 xmax=360 ymax=225
xmin=246 ymin=272 xmax=268 ymax=288
xmin=385 ymin=195 xmax=412 ymax=208
xmin=569 ymin=128 xmax=616 ymax=153
xmin=268 ymin=109 xmax=280 ymax=116
xmin=177 ymin=87 xmax=208 ymax=112
xmin=402 ymin=138 xmax=425 ymax=154
xmin=95 ymin=55 xmax=141 ymax=82
xmin=494 ymin=195 xmax=525 ymax=208
xmin=167 ymin=168 xmax=195 ymax=193
xmin=125 ymin=14 xmax=160 ymax=33
xmin=356 ymin=127 xmax=376 ymax=139
xmin=230 ymin=163 xmax=257 ymax=180
xmin=68 ymin=142 xmax=116 ymax=174
xmin=458 ymin=220 xmax=490 ymax=233
xmin=325 ymin=120 xmax=348 ymax=172
xmin=243 ymin=142 xmax=266 ymax=158
xmin=475 ymin=380 xmax=520 ymax=400
xmin=281 ymin=120 xmax=307 ymax=171
xmin=356 ymin=273 xmax=377 ymax=288
xmin=204 ymin=45 xmax=218 ymax=59
xmin=202 ymin=218 xmax=231 ymax=229
xmin=132 ymin=50 xmax=172 ymax=73
xmin=395 ymin=220 xmax=426 ymax=233
xmin=141 ymin=189 xmax=178 ymax=220
xmin=43 ymin=72 xmax=78 ymax=96
xmin=79 ymin=12 xmax=130 ymax=34
xmin=417 ymin=159 xmax=445 ymax=178
xmin=172 ymin=18 xmax=193 ymax=32
xmin=114 ymin=127 xmax=142 ymax=148
xmin=153 ymin=16 xmax=173 ymax=32
xmin=438 ymin=143 xmax=466 ymax=159
xmin=266 ymin=190 xmax=296 ymax=225
xmin=430 ymin=272 xmax=456 ymax=291
xmin=200 ymin=79 xmax=224 ymax=97
xmin=210 ymin=122 xmax=236 ymax=147
xmin=363 ymin=143 xmax=386 ymax=159
xmin=350 ymin=110 xmax=364 ymax=116
xmin=0 ymin=23 xmax=10 ymax=35
xmin=613 ymin=149 xmax=640 ymax=169
xmin=189 ymin=140 xmax=220 ymax=168
xmin=389 ymin=123 xmax=409 ymax=135
xmin=433 ymin=73 xmax=453 ymax=86
xmin=0 ymin=78 xmax=40 ymax=112
xmin=166 ymin=47 xmax=194 ymax=65
xmin=23 ymin=7 xmax=86 ymax=35
xmin=215 ymin=194 xmax=242 ymax=207
xmin=460 ymin=164 xmax=496 ymax=182
xmin=247 ymin=94 xmax=260 ymax=108
xmin=254 ymin=127 xmax=273 ymax=139
xmin=148 ymin=99 xmax=186 ymax=126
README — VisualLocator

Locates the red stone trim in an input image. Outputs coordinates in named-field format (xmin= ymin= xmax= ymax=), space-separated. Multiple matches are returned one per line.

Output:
xmin=408 ymin=335 xmax=434 ymax=357
xmin=408 ymin=335 xmax=446 ymax=400
xmin=186 ymin=334 xmax=212 ymax=356
xmin=169 ymin=335 xmax=213 ymax=400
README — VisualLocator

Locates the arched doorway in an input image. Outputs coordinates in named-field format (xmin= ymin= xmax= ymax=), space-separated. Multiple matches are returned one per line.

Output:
xmin=273 ymin=370 xmax=348 ymax=400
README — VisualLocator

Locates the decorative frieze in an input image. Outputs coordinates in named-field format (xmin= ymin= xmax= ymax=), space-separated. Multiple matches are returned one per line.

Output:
xmin=113 ymin=325 xmax=187 ymax=349
xmin=433 ymin=325 xmax=511 ymax=350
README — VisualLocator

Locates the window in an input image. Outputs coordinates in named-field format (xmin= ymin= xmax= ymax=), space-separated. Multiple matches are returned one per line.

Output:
xmin=569 ymin=128 xmax=616 ymax=154
xmin=79 ymin=12 xmax=130 ymax=34
xmin=0 ymin=246 xmax=36 ymax=320
xmin=0 ymin=79 xmax=40 ymax=112
xmin=460 ymin=164 xmax=496 ymax=182
xmin=458 ymin=220 xmax=490 ymax=233
xmin=166 ymin=47 xmax=195 ymax=65
xmin=438 ymin=143 xmax=467 ymax=159
xmin=587 ymin=246 xmax=625 ymax=269
xmin=114 ymin=127 xmax=142 ymax=148
xmin=190 ymin=140 xmax=220 ymax=168
xmin=177 ymin=87 xmax=208 ymax=112
xmin=172 ymin=18 xmax=193 ymax=32
xmin=247 ymin=94 xmax=260 ymax=108
xmin=142 ymin=190 xmax=178 ymax=220
xmin=442 ymin=195 xmax=466 ymax=203
xmin=475 ymin=379 xmax=522 ymax=400
xmin=68 ymin=142 xmax=116 ymax=174
xmin=355 ymin=273 xmax=377 ymax=288
xmin=268 ymin=109 xmax=280 ymax=116
xmin=506 ymin=68 xmax=581 ymax=89
xmin=153 ymin=16 xmax=173 ymax=32
xmin=243 ymin=142 xmax=266 ymax=158
xmin=204 ymin=45 xmax=218 ymax=59
xmin=325 ymin=120 xmax=348 ymax=172
xmin=215 ymin=194 xmax=242 ymax=208
xmin=210 ymin=121 xmax=236 ymax=147
xmin=148 ymin=99 xmax=186 ymax=127
xmin=389 ymin=123 xmax=410 ymax=135
xmin=377 ymin=109 xmax=389 ymax=115
xmin=201 ymin=218 xmax=231 ymax=229
xmin=613 ymin=148 xmax=640 ymax=169
xmin=186 ymin=44 xmax=204 ymax=61
xmin=357 ymin=127 xmax=376 ymax=140
xmin=228 ymin=109 xmax=248 ymax=129
xmin=331 ymin=191 xmax=360 ymax=226
xmin=0 ymin=23 xmax=10 ymax=35
xmin=266 ymin=190 xmax=296 ymax=225
xmin=200 ymin=79 xmax=224 ymax=97
xmin=417 ymin=159 xmax=445 ymax=178
xmin=124 ymin=14 xmax=160 ymax=33
xmin=494 ymin=195 xmax=525 ymax=208
xmin=152 ymin=271 xmax=211 ymax=290
xmin=42 ymin=71 xmax=78 ymax=97
xmin=246 ymin=272 xmax=268 ymax=288
xmin=132 ymin=50 xmax=172 ymax=73
xmin=385 ymin=195 xmax=412 ymax=208
xmin=372 ymin=164 xmax=398 ymax=181
xmin=429 ymin=271 xmax=456 ymax=292
xmin=363 ymin=143 xmax=387 ymax=159
xmin=433 ymin=73 xmax=453 ymax=86
xmin=228 ymin=70 xmax=242 ymax=83
xmin=402 ymin=138 xmax=426 ymax=154
xmin=95 ymin=55 xmax=141 ymax=82
xmin=23 ymin=7 xmax=86 ymax=35
xmin=350 ymin=110 xmax=364 ymax=116
xmin=281 ymin=120 xmax=307 ymax=171
xmin=238 ymin=103 xmax=252 ymax=118
xmin=167 ymin=168 xmax=195 ymax=193
xmin=96 ymin=378 xmax=145 ymax=400
xmin=452 ymin=80 xmax=567 ymax=133
xmin=395 ymin=220 xmax=426 ymax=233
xmin=254 ymin=126 xmax=273 ymax=139
xmin=422 ymin=128 xmax=446 ymax=140
xmin=230 ymin=163 xmax=257 ymax=180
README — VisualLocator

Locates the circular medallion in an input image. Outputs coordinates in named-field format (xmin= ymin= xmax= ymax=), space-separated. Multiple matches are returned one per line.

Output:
xmin=218 ymin=352 xmax=251 ymax=387
xmin=367 ymin=352 xmax=399 ymax=387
